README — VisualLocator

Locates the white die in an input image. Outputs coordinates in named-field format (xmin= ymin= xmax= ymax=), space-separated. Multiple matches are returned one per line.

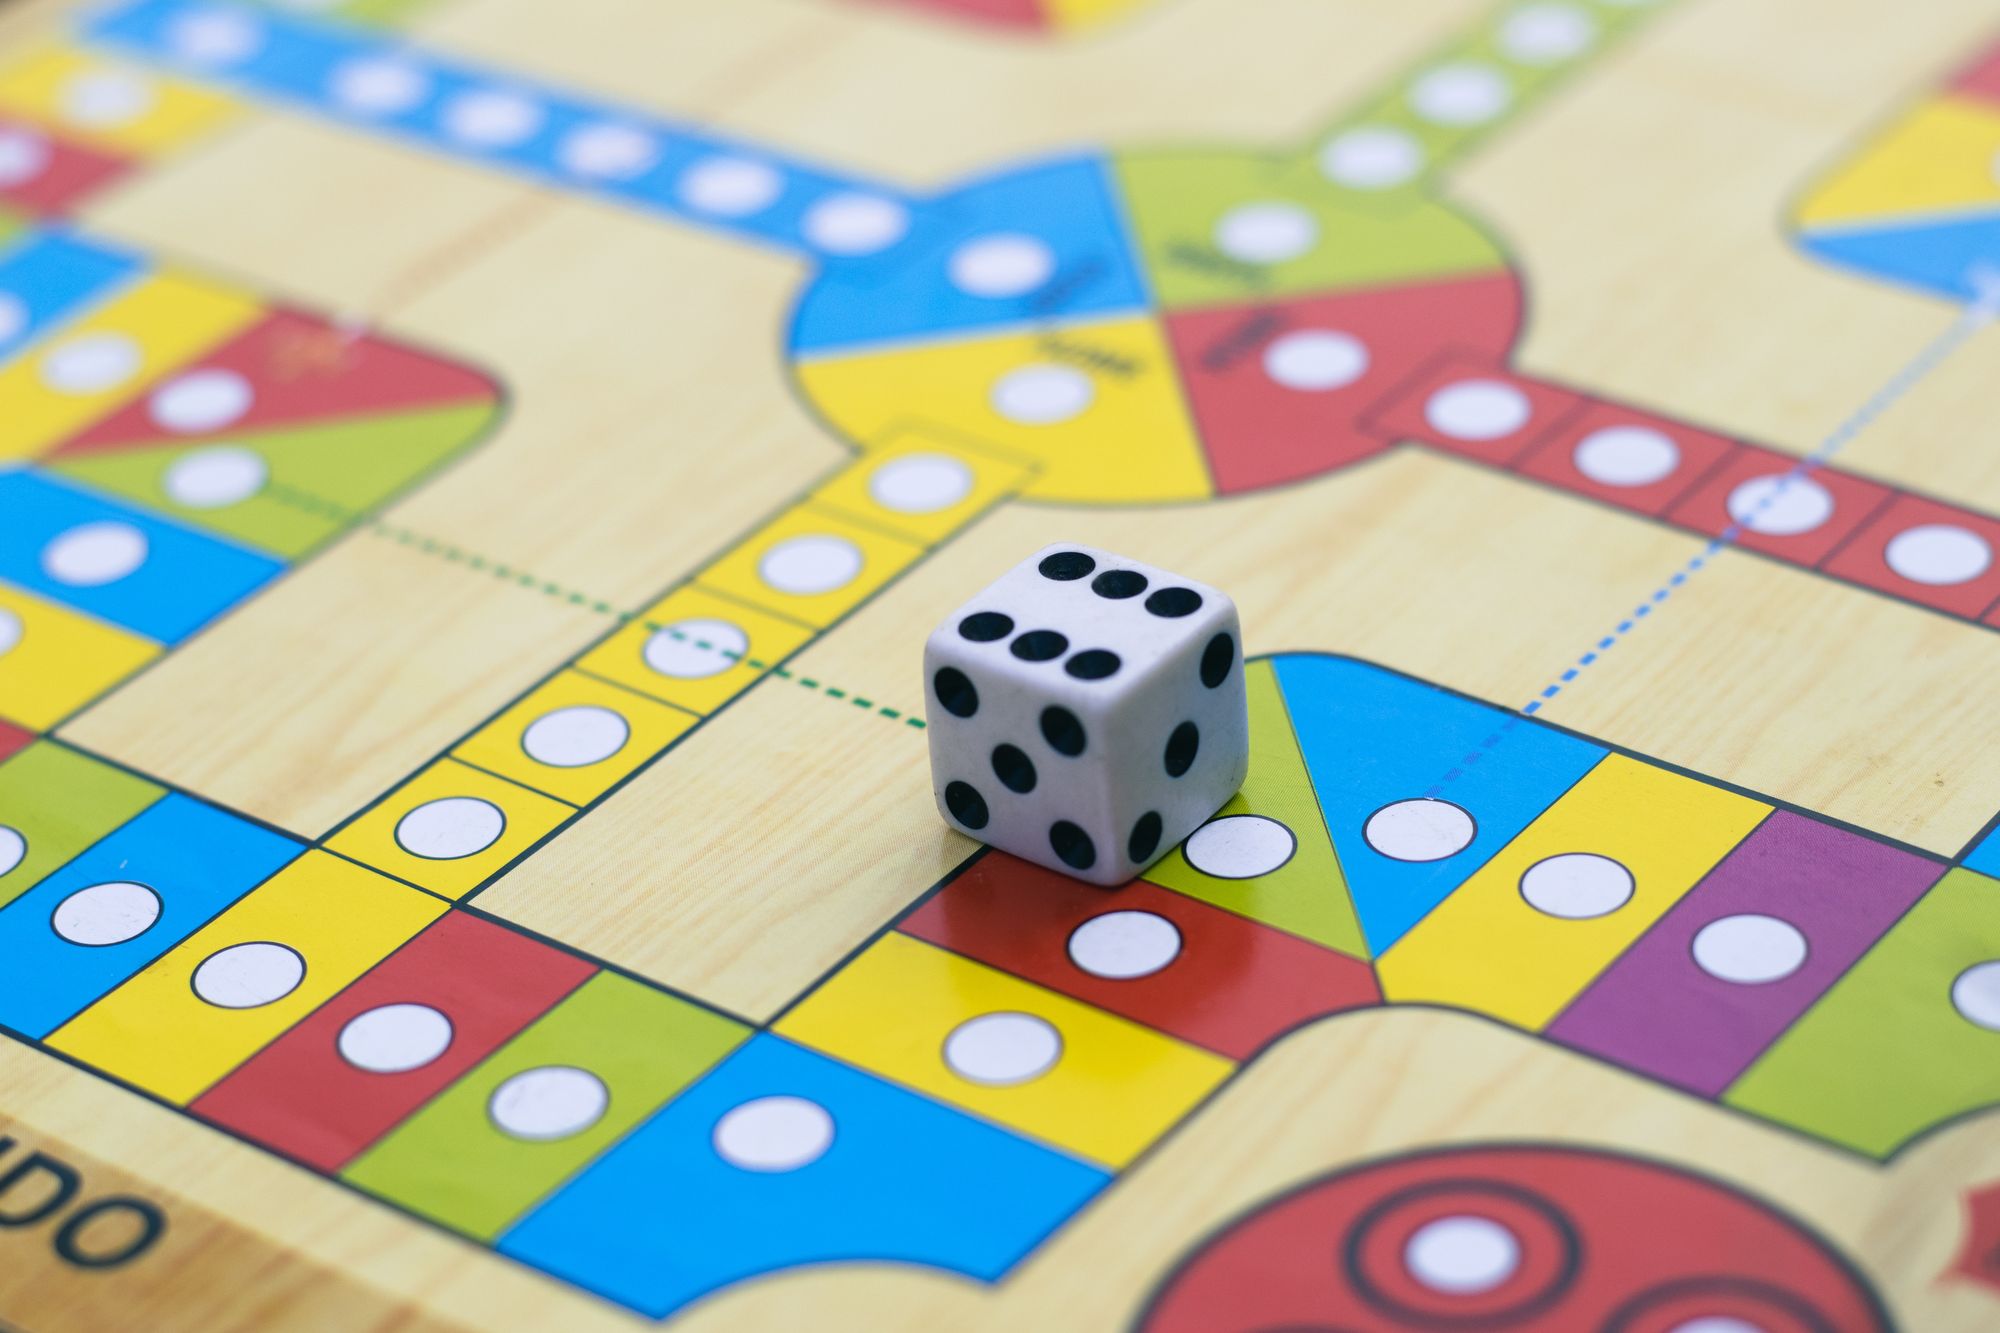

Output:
xmin=924 ymin=543 xmax=1250 ymax=885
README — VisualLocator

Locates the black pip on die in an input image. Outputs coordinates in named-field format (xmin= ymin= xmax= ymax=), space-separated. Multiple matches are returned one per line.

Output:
xmin=924 ymin=544 xmax=1250 ymax=886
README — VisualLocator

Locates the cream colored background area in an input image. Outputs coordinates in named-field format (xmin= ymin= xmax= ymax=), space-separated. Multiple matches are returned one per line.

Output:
xmin=6 ymin=0 xmax=2000 ymax=1328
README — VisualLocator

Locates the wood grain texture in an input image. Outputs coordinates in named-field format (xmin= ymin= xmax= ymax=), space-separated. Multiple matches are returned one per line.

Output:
xmin=6 ymin=0 xmax=2000 ymax=1326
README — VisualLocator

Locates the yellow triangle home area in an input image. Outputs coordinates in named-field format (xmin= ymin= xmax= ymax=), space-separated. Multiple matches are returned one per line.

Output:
xmin=793 ymin=313 xmax=1214 ymax=504
xmin=1797 ymin=96 xmax=2000 ymax=230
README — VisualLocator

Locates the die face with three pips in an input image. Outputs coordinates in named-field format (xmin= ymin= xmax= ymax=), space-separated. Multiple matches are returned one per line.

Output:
xmin=924 ymin=543 xmax=1250 ymax=886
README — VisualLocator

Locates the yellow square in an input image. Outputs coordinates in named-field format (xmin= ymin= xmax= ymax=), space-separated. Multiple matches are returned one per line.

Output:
xmin=452 ymin=669 xmax=696 ymax=807
xmin=0 ymin=582 xmax=159 ymax=729
xmin=49 ymin=852 xmax=446 ymax=1104
xmin=326 ymin=759 xmax=573 ymax=900
xmin=697 ymin=503 xmax=927 ymax=630
xmin=809 ymin=431 xmax=1035 ymax=547
xmin=1377 ymin=754 xmax=1770 ymax=1029
xmin=0 ymin=46 xmax=238 ymax=156
xmin=0 ymin=270 xmax=262 ymax=460
xmin=577 ymin=584 xmax=816 ymax=717
xmin=776 ymin=933 xmax=1232 ymax=1168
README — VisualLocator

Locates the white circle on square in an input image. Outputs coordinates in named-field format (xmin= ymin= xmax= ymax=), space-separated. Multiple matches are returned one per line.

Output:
xmin=338 ymin=1002 xmax=454 ymax=1073
xmin=991 ymin=364 xmax=1094 ymax=425
xmin=0 ymin=607 xmax=20 ymax=656
xmin=758 ymin=534 xmax=863 ymax=596
xmin=643 ymin=617 xmax=748 ymax=679
xmin=1573 ymin=425 xmax=1680 ymax=487
xmin=0 ymin=127 xmax=51 ymax=187
xmin=1364 ymin=799 xmax=1475 ymax=862
xmin=52 ymin=881 xmax=161 ymax=946
xmin=1497 ymin=3 xmax=1598 ymax=64
xmin=1410 ymin=63 xmax=1513 ymax=127
xmin=1404 ymin=1215 xmax=1521 ymax=1294
xmin=1318 ymin=126 xmax=1423 ymax=189
xmin=678 ymin=156 xmax=784 ymax=217
xmin=164 ymin=446 xmax=268 ymax=509
xmin=1691 ymin=913 xmax=1808 ymax=985
xmin=948 ymin=233 xmax=1055 ymax=299
xmin=329 ymin=57 xmax=431 ymax=117
xmin=944 ymin=1012 xmax=1062 ymax=1085
xmin=1184 ymin=814 xmax=1297 ymax=879
xmin=1214 ymin=202 xmax=1319 ymax=265
xmin=713 ymin=1095 xmax=835 ymax=1172
xmin=1951 ymin=960 xmax=2000 ymax=1031
xmin=394 ymin=796 xmax=505 ymax=860
xmin=802 ymin=192 xmax=910 ymax=256
xmin=0 ymin=826 xmax=23 ymax=878
xmin=1425 ymin=379 xmax=1531 ymax=440
xmin=556 ymin=122 xmax=659 ymax=181
xmin=193 ymin=940 xmax=305 ymax=1008
xmin=166 ymin=9 xmax=265 ymax=66
xmin=41 ymin=332 xmax=142 ymax=395
xmin=0 ymin=293 xmax=24 ymax=345
xmin=1727 ymin=475 xmax=1834 ymax=536
xmin=1885 ymin=523 xmax=1991 ymax=586
xmin=60 ymin=69 xmax=157 ymax=129
xmin=1263 ymin=329 xmax=1369 ymax=391
xmin=521 ymin=704 xmax=629 ymax=768
xmin=442 ymin=89 xmax=545 ymax=148
xmin=1520 ymin=852 xmax=1634 ymax=919
xmin=42 ymin=522 xmax=148 ymax=587
xmin=151 ymin=368 xmax=255 ymax=435
xmin=1067 ymin=910 xmax=1182 ymax=980
xmin=868 ymin=453 xmax=974 ymax=514
xmin=488 ymin=1065 xmax=608 ymax=1140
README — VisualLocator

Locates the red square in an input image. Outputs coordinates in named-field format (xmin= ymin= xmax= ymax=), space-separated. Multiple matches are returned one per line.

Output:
xmin=1951 ymin=42 xmax=2000 ymax=106
xmin=0 ymin=721 xmax=33 ymax=764
xmin=1665 ymin=447 xmax=1897 ymax=567
xmin=0 ymin=118 xmax=135 ymax=219
xmin=901 ymin=852 xmax=1379 ymax=1061
xmin=192 ymin=911 xmax=595 ymax=1172
xmin=1822 ymin=493 xmax=2000 ymax=620
xmin=1362 ymin=354 xmax=1586 ymax=469
xmin=1513 ymin=402 xmax=1741 ymax=518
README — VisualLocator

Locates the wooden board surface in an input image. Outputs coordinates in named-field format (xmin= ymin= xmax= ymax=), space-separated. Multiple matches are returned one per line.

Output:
xmin=3 ymin=0 xmax=2000 ymax=1327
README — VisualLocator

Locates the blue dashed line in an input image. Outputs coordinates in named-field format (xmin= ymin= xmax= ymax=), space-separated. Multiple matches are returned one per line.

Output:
xmin=1507 ymin=273 xmax=2000 ymax=725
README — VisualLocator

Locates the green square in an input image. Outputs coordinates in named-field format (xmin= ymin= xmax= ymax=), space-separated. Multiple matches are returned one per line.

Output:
xmin=51 ymin=401 xmax=500 ymax=560
xmin=0 ymin=743 xmax=163 ymax=910
xmin=1112 ymin=148 xmax=1504 ymax=314
xmin=344 ymin=971 xmax=748 ymax=1240
xmin=1725 ymin=868 xmax=2000 ymax=1157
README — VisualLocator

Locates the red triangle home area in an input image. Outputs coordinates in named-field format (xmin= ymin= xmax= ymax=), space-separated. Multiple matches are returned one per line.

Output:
xmin=1951 ymin=41 xmax=2000 ymax=107
xmin=1164 ymin=269 xmax=1522 ymax=495
xmin=53 ymin=308 xmax=498 ymax=456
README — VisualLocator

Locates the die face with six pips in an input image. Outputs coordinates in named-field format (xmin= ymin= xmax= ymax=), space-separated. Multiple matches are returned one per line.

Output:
xmin=923 ymin=543 xmax=1250 ymax=886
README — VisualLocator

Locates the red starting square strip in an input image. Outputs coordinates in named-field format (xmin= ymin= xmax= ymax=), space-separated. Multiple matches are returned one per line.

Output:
xmin=192 ymin=910 xmax=595 ymax=1173
xmin=1822 ymin=493 xmax=2000 ymax=620
xmin=1665 ymin=446 xmax=1897 ymax=567
xmin=1513 ymin=401 xmax=1740 ymax=518
xmin=1361 ymin=354 xmax=1585 ymax=469
xmin=0 ymin=117 xmax=136 ymax=218
xmin=899 ymin=852 xmax=1379 ymax=1061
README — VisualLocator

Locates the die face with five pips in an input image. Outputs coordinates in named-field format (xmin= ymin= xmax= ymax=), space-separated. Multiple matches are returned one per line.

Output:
xmin=924 ymin=543 xmax=1250 ymax=886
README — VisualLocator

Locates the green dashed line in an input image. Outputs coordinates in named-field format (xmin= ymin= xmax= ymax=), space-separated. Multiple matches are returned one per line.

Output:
xmin=265 ymin=482 xmax=926 ymax=730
